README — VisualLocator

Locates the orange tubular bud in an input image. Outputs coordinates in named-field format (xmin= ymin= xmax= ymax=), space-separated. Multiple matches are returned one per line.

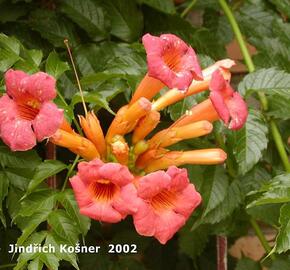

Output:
xmin=50 ymin=129 xmax=100 ymax=160
xmin=143 ymin=149 xmax=227 ymax=172
xmin=79 ymin=111 xmax=106 ymax=158
xmin=173 ymin=99 xmax=219 ymax=128
xmin=152 ymin=59 xmax=235 ymax=111
xmin=132 ymin=110 xmax=160 ymax=144
xmin=106 ymin=98 xmax=152 ymax=142
xmin=136 ymin=148 xmax=168 ymax=169
xmin=148 ymin=120 xmax=213 ymax=149
xmin=60 ymin=118 xmax=74 ymax=134
xmin=110 ymin=135 xmax=129 ymax=165
xmin=130 ymin=73 xmax=164 ymax=105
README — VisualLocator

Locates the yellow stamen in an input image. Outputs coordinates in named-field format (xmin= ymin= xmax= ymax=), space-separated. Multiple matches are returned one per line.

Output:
xmin=148 ymin=120 xmax=213 ymax=149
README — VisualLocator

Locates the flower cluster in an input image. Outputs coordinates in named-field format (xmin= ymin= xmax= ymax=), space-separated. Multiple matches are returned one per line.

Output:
xmin=0 ymin=33 xmax=248 ymax=244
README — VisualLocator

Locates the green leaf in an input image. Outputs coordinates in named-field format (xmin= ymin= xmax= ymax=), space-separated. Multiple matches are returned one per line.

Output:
xmin=269 ymin=257 xmax=290 ymax=270
xmin=269 ymin=0 xmax=290 ymax=18
xmin=60 ymin=0 xmax=109 ymax=41
xmin=27 ymin=160 xmax=67 ymax=194
xmin=0 ymin=48 xmax=20 ymax=71
xmin=229 ymin=109 xmax=268 ymax=175
xmin=0 ymin=171 xmax=8 ymax=226
xmin=28 ymin=258 xmax=44 ymax=270
xmin=14 ymin=48 xmax=43 ymax=73
xmin=267 ymin=94 xmax=290 ymax=120
xmin=29 ymin=9 xmax=78 ymax=47
xmin=238 ymin=68 xmax=290 ymax=97
xmin=201 ymin=179 xmax=244 ymax=225
xmin=103 ymin=0 xmax=143 ymax=42
xmin=57 ymin=189 xmax=90 ymax=236
xmin=247 ymin=204 xmax=281 ymax=226
xmin=179 ymin=224 xmax=209 ymax=259
xmin=0 ymin=2 xmax=28 ymax=23
xmin=46 ymin=51 xmax=70 ymax=79
xmin=39 ymin=253 xmax=59 ymax=270
xmin=45 ymin=232 xmax=79 ymax=270
xmin=247 ymin=174 xmax=290 ymax=207
xmin=235 ymin=257 xmax=261 ymax=270
xmin=18 ymin=189 xmax=57 ymax=217
xmin=16 ymin=211 xmax=49 ymax=245
xmin=47 ymin=209 xmax=80 ymax=245
xmin=140 ymin=0 xmax=175 ymax=14
xmin=0 ymin=33 xmax=20 ymax=54
xmin=0 ymin=144 xmax=41 ymax=168
xmin=200 ymin=166 xmax=229 ymax=218
xmin=4 ymin=167 xmax=33 ymax=190
xmin=275 ymin=203 xmax=290 ymax=253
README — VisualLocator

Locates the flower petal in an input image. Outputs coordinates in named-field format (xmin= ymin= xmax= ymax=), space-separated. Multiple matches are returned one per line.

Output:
xmin=5 ymin=69 xmax=29 ymax=99
xmin=154 ymin=210 xmax=185 ymax=244
xmin=77 ymin=159 xmax=104 ymax=185
xmin=0 ymin=94 xmax=18 ymax=124
xmin=227 ymin=92 xmax=248 ymax=130
xmin=0 ymin=119 xmax=36 ymax=151
xmin=173 ymin=184 xmax=202 ymax=218
xmin=133 ymin=201 xmax=156 ymax=237
xmin=209 ymin=92 xmax=230 ymax=124
xmin=21 ymin=72 xmax=56 ymax=102
xmin=33 ymin=101 xmax=63 ymax=141
xmin=137 ymin=171 xmax=171 ymax=199
xmin=209 ymin=69 xmax=233 ymax=97
xmin=166 ymin=166 xmax=189 ymax=191
xmin=80 ymin=201 xmax=122 ymax=223
xmin=98 ymin=162 xmax=133 ymax=186
xmin=112 ymin=183 xmax=140 ymax=217
xmin=70 ymin=175 xmax=93 ymax=208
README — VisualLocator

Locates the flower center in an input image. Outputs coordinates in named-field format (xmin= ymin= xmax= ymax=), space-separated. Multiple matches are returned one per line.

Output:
xmin=89 ymin=179 xmax=119 ymax=202
xmin=16 ymin=98 xmax=40 ymax=121
xmin=163 ymin=46 xmax=182 ymax=72
xmin=151 ymin=189 xmax=176 ymax=212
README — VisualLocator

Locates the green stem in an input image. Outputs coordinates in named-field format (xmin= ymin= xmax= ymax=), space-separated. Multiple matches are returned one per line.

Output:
xmin=270 ymin=120 xmax=290 ymax=172
xmin=181 ymin=0 xmax=197 ymax=18
xmin=61 ymin=155 xmax=80 ymax=192
xmin=250 ymin=219 xmax=275 ymax=259
xmin=57 ymin=90 xmax=83 ymax=136
xmin=219 ymin=0 xmax=290 ymax=172
xmin=0 ymin=264 xmax=16 ymax=269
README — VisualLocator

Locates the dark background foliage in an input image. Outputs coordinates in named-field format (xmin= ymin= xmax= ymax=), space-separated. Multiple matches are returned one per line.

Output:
xmin=0 ymin=0 xmax=290 ymax=269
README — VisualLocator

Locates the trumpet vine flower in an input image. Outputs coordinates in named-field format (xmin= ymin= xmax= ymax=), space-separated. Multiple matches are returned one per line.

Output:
xmin=70 ymin=159 xmax=139 ymax=223
xmin=130 ymin=33 xmax=202 ymax=104
xmin=133 ymin=166 xmax=201 ymax=244
xmin=0 ymin=69 xmax=63 ymax=151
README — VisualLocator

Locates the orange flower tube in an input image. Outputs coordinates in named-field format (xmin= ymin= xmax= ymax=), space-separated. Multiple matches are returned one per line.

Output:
xmin=60 ymin=118 xmax=74 ymax=134
xmin=148 ymin=120 xmax=213 ymax=149
xmin=132 ymin=110 xmax=160 ymax=144
xmin=110 ymin=135 xmax=129 ymax=165
xmin=142 ymin=149 xmax=227 ymax=172
xmin=79 ymin=111 xmax=106 ymax=158
xmin=106 ymin=98 xmax=151 ymax=142
xmin=50 ymin=129 xmax=100 ymax=160
xmin=152 ymin=59 xmax=235 ymax=111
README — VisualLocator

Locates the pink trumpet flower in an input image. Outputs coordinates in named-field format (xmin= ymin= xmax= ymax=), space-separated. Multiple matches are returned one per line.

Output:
xmin=0 ymin=69 xmax=63 ymax=151
xmin=209 ymin=69 xmax=248 ymax=130
xmin=133 ymin=166 xmax=201 ymax=244
xmin=70 ymin=159 xmax=139 ymax=223
xmin=143 ymin=33 xmax=202 ymax=90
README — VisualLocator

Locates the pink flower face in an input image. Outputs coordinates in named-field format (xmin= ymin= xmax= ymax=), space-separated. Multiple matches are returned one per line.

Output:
xmin=0 ymin=69 xmax=63 ymax=151
xmin=70 ymin=159 xmax=139 ymax=223
xmin=142 ymin=33 xmax=202 ymax=90
xmin=133 ymin=166 xmax=201 ymax=244
xmin=209 ymin=69 xmax=248 ymax=130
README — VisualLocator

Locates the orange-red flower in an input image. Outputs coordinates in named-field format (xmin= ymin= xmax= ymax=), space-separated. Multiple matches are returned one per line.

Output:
xmin=133 ymin=166 xmax=201 ymax=244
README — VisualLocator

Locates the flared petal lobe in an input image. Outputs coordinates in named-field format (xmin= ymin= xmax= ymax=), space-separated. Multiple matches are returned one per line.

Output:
xmin=70 ymin=159 xmax=139 ymax=223
xmin=133 ymin=166 xmax=201 ymax=244
xmin=0 ymin=69 xmax=63 ymax=151
xmin=142 ymin=33 xmax=202 ymax=90
xmin=209 ymin=70 xmax=248 ymax=130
